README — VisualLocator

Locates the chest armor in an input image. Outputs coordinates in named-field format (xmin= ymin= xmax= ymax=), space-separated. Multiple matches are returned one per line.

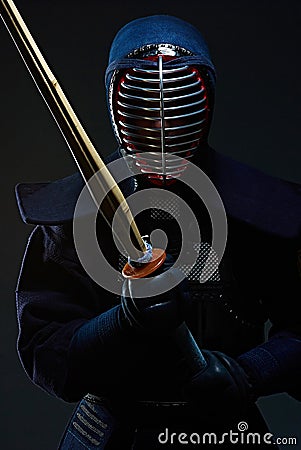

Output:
xmin=131 ymin=187 xmax=267 ymax=357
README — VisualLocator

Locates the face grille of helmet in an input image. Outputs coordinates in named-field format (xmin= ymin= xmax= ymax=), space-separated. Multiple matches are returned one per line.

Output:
xmin=111 ymin=52 xmax=210 ymax=184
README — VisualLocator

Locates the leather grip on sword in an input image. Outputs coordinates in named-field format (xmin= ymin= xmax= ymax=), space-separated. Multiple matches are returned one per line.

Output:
xmin=172 ymin=323 xmax=207 ymax=375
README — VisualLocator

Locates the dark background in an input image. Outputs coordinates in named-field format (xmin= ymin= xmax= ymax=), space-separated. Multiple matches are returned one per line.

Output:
xmin=0 ymin=1 xmax=300 ymax=449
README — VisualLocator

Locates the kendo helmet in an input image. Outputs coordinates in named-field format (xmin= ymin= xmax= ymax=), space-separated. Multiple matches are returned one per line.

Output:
xmin=106 ymin=16 xmax=216 ymax=185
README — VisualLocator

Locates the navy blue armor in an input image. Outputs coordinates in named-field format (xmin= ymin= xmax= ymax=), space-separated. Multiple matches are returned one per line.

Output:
xmin=15 ymin=15 xmax=301 ymax=450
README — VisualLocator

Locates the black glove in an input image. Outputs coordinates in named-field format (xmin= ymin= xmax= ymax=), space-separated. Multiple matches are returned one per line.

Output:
xmin=182 ymin=350 xmax=256 ymax=414
xmin=121 ymin=256 xmax=191 ymax=334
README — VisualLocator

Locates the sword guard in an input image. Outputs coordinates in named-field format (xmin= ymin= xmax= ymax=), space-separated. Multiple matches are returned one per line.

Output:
xmin=122 ymin=248 xmax=166 ymax=278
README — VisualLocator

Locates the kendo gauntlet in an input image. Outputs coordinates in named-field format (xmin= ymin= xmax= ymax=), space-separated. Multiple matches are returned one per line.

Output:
xmin=121 ymin=257 xmax=191 ymax=334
